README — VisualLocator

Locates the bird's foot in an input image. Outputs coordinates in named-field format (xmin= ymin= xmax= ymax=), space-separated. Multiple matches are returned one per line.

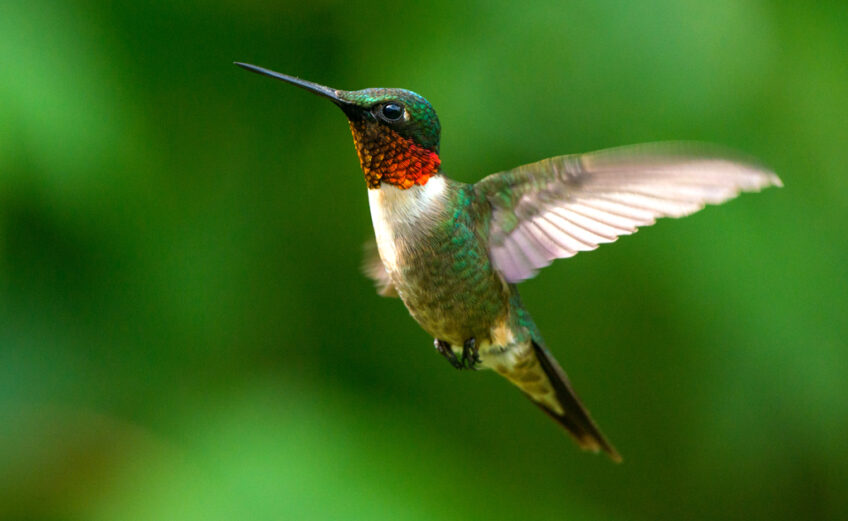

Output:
xmin=434 ymin=339 xmax=463 ymax=370
xmin=461 ymin=338 xmax=480 ymax=370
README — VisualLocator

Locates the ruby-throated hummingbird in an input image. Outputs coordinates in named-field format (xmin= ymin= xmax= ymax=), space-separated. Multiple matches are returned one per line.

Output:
xmin=236 ymin=62 xmax=781 ymax=461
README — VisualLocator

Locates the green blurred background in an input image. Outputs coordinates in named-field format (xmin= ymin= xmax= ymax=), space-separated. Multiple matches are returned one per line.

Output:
xmin=2 ymin=1 xmax=846 ymax=519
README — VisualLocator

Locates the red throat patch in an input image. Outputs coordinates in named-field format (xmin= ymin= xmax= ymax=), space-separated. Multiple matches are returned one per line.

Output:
xmin=349 ymin=120 xmax=441 ymax=189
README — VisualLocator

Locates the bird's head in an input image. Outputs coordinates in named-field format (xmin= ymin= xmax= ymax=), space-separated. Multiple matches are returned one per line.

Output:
xmin=236 ymin=63 xmax=441 ymax=189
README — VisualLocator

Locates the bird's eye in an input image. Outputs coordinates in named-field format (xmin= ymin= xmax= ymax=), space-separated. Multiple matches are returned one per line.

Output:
xmin=380 ymin=103 xmax=404 ymax=121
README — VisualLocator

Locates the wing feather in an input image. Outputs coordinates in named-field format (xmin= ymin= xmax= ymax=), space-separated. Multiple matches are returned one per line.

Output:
xmin=362 ymin=239 xmax=398 ymax=297
xmin=476 ymin=142 xmax=781 ymax=283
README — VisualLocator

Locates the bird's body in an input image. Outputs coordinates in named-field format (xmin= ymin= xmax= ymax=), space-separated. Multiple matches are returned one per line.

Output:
xmin=237 ymin=62 xmax=781 ymax=461
xmin=368 ymin=170 xmax=625 ymax=458
xmin=369 ymin=177 xmax=506 ymax=347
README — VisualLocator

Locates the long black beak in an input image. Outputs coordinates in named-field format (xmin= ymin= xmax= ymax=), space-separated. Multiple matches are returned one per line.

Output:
xmin=234 ymin=62 xmax=351 ymax=107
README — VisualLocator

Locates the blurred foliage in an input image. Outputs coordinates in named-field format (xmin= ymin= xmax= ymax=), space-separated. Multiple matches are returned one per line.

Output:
xmin=1 ymin=1 xmax=847 ymax=520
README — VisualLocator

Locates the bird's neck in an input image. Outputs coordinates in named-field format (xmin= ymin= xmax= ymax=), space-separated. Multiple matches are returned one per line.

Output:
xmin=367 ymin=175 xmax=453 ymax=273
xmin=367 ymin=174 xmax=450 ymax=226
xmin=349 ymin=120 xmax=440 ymax=189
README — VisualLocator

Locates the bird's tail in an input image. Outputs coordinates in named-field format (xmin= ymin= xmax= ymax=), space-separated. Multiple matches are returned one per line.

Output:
xmin=496 ymin=340 xmax=621 ymax=462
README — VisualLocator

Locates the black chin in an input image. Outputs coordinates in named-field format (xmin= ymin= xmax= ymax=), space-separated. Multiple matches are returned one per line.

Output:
xmin=338 ymin=103 xmax=371 ymax=122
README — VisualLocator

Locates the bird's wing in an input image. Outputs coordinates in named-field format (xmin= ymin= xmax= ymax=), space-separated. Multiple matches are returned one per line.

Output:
xmin=475 ymin=142 xmax=782 ymax=283
xmin=362 ymin=238 xmax=399 ymax=297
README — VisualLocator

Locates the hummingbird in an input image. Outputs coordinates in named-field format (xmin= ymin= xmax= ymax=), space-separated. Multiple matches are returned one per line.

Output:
xmin=236 ymin=62 xmax=781 ymax=462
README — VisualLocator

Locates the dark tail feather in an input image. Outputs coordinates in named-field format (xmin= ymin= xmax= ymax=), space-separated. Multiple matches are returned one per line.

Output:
xmin=530 ymin=340 xmax=621 ymax=462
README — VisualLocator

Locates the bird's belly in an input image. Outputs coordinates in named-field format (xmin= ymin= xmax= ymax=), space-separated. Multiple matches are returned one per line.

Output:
xmin=386 ymin=222 xmax=508 ymax=345
xmin=394 ymin=247 xmax=506 ymax=344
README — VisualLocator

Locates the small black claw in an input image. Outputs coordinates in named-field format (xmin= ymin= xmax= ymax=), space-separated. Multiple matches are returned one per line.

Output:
xmin=461 ymin=337 xmax=480 ymax=370
xmin=434 ymin=339 xmax=463 ymax=370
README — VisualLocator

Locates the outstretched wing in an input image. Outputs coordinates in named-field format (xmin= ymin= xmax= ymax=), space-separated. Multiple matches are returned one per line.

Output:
xmin=475 ymin=142 xmax=782 ymax=283
xmin=362 ymin=238 xmax=398 ymax=297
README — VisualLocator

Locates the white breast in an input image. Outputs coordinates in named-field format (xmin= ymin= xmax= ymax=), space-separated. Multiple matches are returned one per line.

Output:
xmin=367 ymin=176 xmax=447 ymax=273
